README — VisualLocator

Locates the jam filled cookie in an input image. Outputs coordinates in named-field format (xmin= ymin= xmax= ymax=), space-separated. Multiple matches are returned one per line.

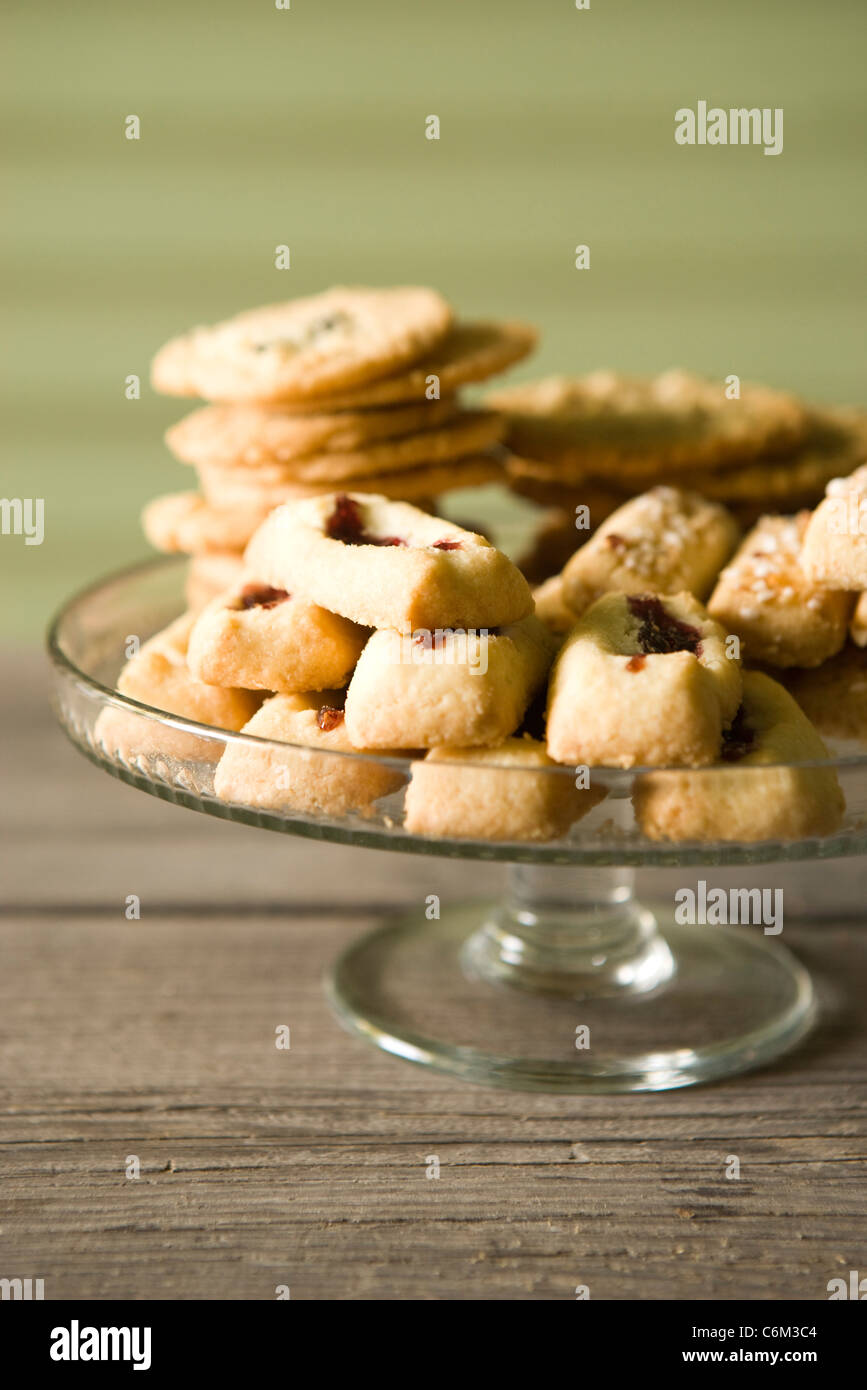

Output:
xmin=151 ymin=286 xmax=453 ymax=403
xmin=187 ymin=581 xmax=367 ymax=693
xmin=800 ymin=463 xmax=867 ymax=591
xmin=546 ymin=591 xmax=741 ymax=768
xmin=95 ymin=613 xmax=261 ymax=765
xmin=244 ymin=492 xmax=533 ymax=630
xmin=784 ymin=643 xmax=867 ymax=744
xmin=403 ymin=738 xmax=605 ymax=842
xmin=633 ymin=671 xmax=845 ymax=843
xmin=343 ymin=616 xmax=557 ymax=750
xmin=166 ymin=396 xmax=461 ymax=470
xmin=214 ymin=692 xmax=404 ymax=817
xmin=559 ymin=486 xmax=739 ymax=616
xmin=707 ymin=513 xmax=854 ymax=667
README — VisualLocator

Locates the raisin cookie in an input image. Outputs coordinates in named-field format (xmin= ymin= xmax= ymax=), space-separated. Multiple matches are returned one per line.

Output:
xmin=244 ymin=492 xmax=533 ymax=629
xmin=634 ymin=670 xmax=845 ymax=843
xmin=151 ymin=286 xmax=453 ymax=403
xmin=187 ymin=581 xmax=367 ymax=693
xmin=546 ymin=591 xmax=742 ymax=768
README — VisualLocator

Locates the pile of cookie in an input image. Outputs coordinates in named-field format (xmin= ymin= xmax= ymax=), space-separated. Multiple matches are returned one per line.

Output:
xmin=98 ymin=458 xmax=866 ymax=846
xmin=490 ymin=368 xmax=867 ymax=579
xmin=142 ymin=287 xmax=536 ymax=609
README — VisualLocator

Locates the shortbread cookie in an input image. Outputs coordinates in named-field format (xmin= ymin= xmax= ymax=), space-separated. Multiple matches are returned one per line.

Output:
xmin=784 ymin=643 xmax=867 ymax=743
xmin=674 ymin=413 xmax=866 ymax=503
xmin=151 ymin=286 xmax=452 ymax=403
xmin=166 ymin=397 xmax=460 ymax=469
xmin=344 ymin=616 xmax=557 ymax=749
xmin=188 ymin=581 xmax=367 ymax=693
xmin=800 ymin=463 xmax=867 ymax=591
xmin=214 ymin=692 xmax=405 ymax=817
xmin=404 ymin=738 xmax=605 ymax=842
xmin=850 ymin=592 xmax=867 ymax=647
xmin=245 ymin=493 xmax=533 ymax=629
xmin=634 ymin=671 xmax=845 ymax=843
xmin=185 ymin=551 xmax=246 ymax=610
xmin=490 ymin=370 xmax=808 ymax=479
xmin=143 ymin=491 xmax=273 ymax=555
xmin=251 ymin=321 xmax=537 ymax=412
xmin=195 ymin=411 xmax=503 ymax=493
xmin=95 ymin=613 xmax=261 ymax=765
xmin=560 ymin=487 xmax=739 ymax=616
xmin=546 ymin=591 xmax=742 ymax=768
xmin=707 ymin=513 xmax=854 ymax=667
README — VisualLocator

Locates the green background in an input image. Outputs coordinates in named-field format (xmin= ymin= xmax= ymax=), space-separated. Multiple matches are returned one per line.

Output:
xmin=4 ymin=0 xmax=866 ymax=641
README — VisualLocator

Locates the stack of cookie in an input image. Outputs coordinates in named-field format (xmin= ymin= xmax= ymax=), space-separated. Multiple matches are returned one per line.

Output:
xmin=489 ymin=369 xmax=867 ymax=578
xmin=143 ymin=287 xmax=536 ymax=608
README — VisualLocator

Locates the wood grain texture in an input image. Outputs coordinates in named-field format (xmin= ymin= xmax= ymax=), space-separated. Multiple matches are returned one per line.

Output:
xmin=1 ymin=653 xmax=866 ymax=1300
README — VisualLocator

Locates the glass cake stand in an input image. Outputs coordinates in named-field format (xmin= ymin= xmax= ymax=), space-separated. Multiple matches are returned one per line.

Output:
xmin=47 ymin=556 xmax=867 ymax=1093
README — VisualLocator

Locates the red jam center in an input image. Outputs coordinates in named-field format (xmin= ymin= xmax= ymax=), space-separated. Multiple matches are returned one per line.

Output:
xmin=316 ymin=706 xmax=345 ymax=732
xmin=721 ymin=706 xmax=755 ymax=762
xmin=627 ymin=594 xmax=703 ymax=655
xmin=625 ymin=653 xmax=646 ymax=672
xmin=240 ymin=584 xmax=289 ymax=610
xmin=326 ymin=494 xmax=407 ymax=547
xmin=432 ymin=538 xmax=462 ymax=550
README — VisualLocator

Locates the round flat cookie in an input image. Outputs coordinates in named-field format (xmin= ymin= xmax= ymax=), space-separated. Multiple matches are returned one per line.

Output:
xmin=142 ymin=491 xmax=273 ymax=554
xmin=166 ymin=396 xmax=461 ymax=469
xmin=252 ymin=321 xmax=538 ymax=412
xmin=198 ymin=453 xmax=504 ymax=508
xmin=489 ymin=369 xmax=809 ymax=479
xmin=151 ymin=286 xmax=453 ymax=403
xmin=195 ymin=411 xmax=503 ymax=492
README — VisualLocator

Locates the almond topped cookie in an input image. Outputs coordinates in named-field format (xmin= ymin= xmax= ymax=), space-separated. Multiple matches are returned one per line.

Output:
xmin=243 ymin=492 xmax=533 ymax=630
xmin=151 ymin=286 xmax=453 ymax=403
xmin=546 ymin=591 xmax=742 ymax=768
xmin=559 ymin=487 xmax=739 ymax=616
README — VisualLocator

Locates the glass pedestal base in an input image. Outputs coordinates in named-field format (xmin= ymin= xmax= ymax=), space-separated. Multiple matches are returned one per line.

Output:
xmin=327 ymin=868 xmax=816 ymax=1093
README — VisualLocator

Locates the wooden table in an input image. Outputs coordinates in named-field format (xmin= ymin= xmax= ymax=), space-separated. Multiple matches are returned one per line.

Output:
xmin=2 ymin=653 xmax=865 ymax=1300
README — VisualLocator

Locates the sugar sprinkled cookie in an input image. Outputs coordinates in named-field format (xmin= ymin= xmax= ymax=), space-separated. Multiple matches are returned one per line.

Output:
xmin=707 ymin=513 xmax=854 ymax=668
xmin=244 ymin=492 xmax=533 ymax=630
xmin=151 ymin=286 xmax=453 ymax=403
xmin=559 ymin=487 xmax=739 ymax=616
xmin=800 ymin=462 xmax=867 ymax=591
